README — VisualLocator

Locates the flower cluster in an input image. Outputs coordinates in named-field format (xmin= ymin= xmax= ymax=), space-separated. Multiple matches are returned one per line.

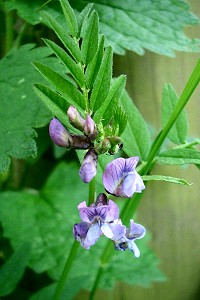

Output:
xmin=73 ymin=193 xmax=146 ymax=257
xmin=49 ymin=109 xmax=146 ymax=257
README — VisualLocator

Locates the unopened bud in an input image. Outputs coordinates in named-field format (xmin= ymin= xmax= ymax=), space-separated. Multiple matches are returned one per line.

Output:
xmin=79 ymin=148 xmax=98 ymax=183
xmin=67 ymin=105 xmax=85 ymax=131
xmin=70 ymin=134 xmax=91 ymax=149
xmin=95 ymin=138 xmax=111 ymax=155
xmin=83 ymin=115 xmax=98 ymax=140
xmin=49 ymin=118 xmax=72 ymax=147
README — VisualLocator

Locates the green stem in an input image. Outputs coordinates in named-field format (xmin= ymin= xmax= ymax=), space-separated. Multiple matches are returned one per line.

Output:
xmin=88 ymin=58 xmax=200 ymax=299
xmin=14 ymin=22 xmax=29 ymax=49
xmin=140 ymin=59 xmax=200 ymax=176
xmin=52 ymin=240 xmax=79 ymax=300
xmin=88 ymin=176 xmax=96 ymax=205
xmin=5 ymin=9 xmax=14 ymax=54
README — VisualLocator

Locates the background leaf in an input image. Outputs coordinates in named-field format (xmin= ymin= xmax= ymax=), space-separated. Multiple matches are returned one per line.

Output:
xmin=0 ymin=44 xmax=55 ymax=173
xmin=5 ymin=0 xmax=200 ymax=56
xmin=0 ymin=243 xmax=31 ymax=297
xmin=162 ymin=84 xmax=188 ymax=144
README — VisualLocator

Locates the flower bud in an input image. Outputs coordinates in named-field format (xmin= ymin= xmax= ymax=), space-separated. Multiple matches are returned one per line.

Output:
xmin=67 ymin=105 xmax=85 ymax=131
xmin=49 ymin=118 xmax=72 ymax=147
xmin=70 ymin=134 xmax=91 ymax=149
xmin=83 ymin=115 xmax=98 ymax=140
xmin=79 ymin=148 xmax=98 ymax=183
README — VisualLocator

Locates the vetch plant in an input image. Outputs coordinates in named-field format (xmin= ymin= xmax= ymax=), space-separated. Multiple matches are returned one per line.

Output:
xmin=0 ymin=0 xmax=200 ymax=300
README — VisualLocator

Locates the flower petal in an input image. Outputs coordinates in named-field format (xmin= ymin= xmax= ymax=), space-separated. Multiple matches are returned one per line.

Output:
xmin=49 ymin=118 xmax=72 ymax=147
xmin=84 ymin=223 xmax=101 ymax=249
xmin=127 ymin=219 xmax=146 ymax=240
xmin=127 ymin=240 xmax=141 ymax=258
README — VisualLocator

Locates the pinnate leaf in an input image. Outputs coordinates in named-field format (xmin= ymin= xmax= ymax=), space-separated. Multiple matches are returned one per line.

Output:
xmin=157 ymin=148 xmax=200 ymax=165
xmin=162 ymin=84 xmax=188 ymax=144
xmin=142 ymin=175 xmax=191 ymax=185
xmin=81 ymin=10 xmax=99 ymax=64
xmin=89 ymin=46 xmax=113 ymax=112
xmin=120 ymin=91 xmax=151 ymax=160
xmin=60 ymin=0 xmax=78 ymax=37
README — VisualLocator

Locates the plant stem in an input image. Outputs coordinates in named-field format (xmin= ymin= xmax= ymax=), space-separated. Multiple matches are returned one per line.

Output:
xmin=5 ymin=9 xmax=14 ymax=54
xmin=88 ymin=177 xmax=96 ymax=205
xmin=88 ymin=58 xmax=200 ymax=299
xmin=52 ymin=240 xmax=79 ymax=300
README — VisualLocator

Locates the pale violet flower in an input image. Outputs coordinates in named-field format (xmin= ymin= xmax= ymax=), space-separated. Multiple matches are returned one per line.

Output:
xmin=102 ymin=157 xmax=145 ymax=198
xmin=110 ymin=219 xmax=146 ymax=257
xmin=49 ymin=118 xmax=72 ymax=147
xmin=73 ymin=193 xmax=119 ymax=249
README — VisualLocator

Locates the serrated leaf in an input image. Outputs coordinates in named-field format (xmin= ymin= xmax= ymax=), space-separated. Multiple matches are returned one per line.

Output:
xmin=33 ymin=83 xmax=76 ymax=132
xmin=89 ymin=46 xmax=113 ymax=112
xmin=120 ymin=91 xmax=151 ymax=161
xmin=162 ymin=84 xmax=188 ymax=144
xmin=0 ymin=243 xmax=31 ymax=297
xmin=94 ymin=75 xmax=126 ymax=124
xmin=0 ymin=44 xmax=53 ymax=173
xmin=43 ymin=39 xmax=85 ymax=88
xmin=60 ymin=0 xmax=78 ymax=37
xmin=5 ymin=0 xmax=200 ymax=56
xmin=157 ymin=148 xmax=200 ymax=165
xmin=142 ymin=175 xmax=191 ymax=185
xmin=33 ymin=62 xmax=86 ymax=111
xmin=85 ymin=34 xmax=105 ymax=89
xmin=41 ymin=11 xmax=82 ymax=63
xmin=81 ymin=11 xmax=99 ymax=64
xmin=78 ymin=0 xmax=200 ymax=56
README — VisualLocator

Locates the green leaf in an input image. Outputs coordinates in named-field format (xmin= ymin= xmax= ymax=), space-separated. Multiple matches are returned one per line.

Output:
xmin=73 ymin=0 xmax=200 ymax=56
xmin=89 ymin=46 xmax=113 ymax=112
xmin=60 ymin=0 xmax=78 ymax=37
xmin=33 ymin=83 xmax=76 ymax=132
xmin=0 ymin=243 xmax=31 ymax=297
xmin=162 ymin=84 xmax=188 ymax=144
xmin=157 ymin=148 xmax=200 ymax=165
xmin=5 ymin=0 xmax=200 ymax=56
xmin=41 ymin=12 xmax=82 ymax=63
xmin=113 ymin=105 xmax=128 ymax=136
xmin=77 ymin=3 xmax=94 ymax=37
xmin=142 ymin=175 xmax=191 ymax=185
xmin=81 ymin=11 xmax=99 ymax=64
xmin=0 ymin=44 xmax=53 ymax=173
xmin=43 ymin=39 xmax=85 ymax=88
xmin=85 ymin=34 xmax=105 ymax=89
xmin=94 ymin=75 xmax=126 ymax=124
xmin=120 ymin=91 xmax=151 ymax=161
xmin=33 ymin=62 xmax=86 ymax=111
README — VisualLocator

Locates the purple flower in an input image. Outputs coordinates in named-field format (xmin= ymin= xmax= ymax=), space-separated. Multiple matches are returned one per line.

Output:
xmin=73 ymin=194 xmax=120 ymax=249
xmin=79 ymin=148 xmax=98 ymax=183
xmin=49 ymin=118 xmax=72 ymax=147
xmin=102 ymin=157 xmax=145 ymax=198
xmin=112 ymin=219 xmax=146 ymax=257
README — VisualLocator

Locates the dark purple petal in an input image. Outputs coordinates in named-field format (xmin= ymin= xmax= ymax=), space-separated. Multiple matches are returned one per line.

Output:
xmin=49 ymin=118 xmax=72 ymax=147
xmin=79 ymin=148 xmax=98 ymax=183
